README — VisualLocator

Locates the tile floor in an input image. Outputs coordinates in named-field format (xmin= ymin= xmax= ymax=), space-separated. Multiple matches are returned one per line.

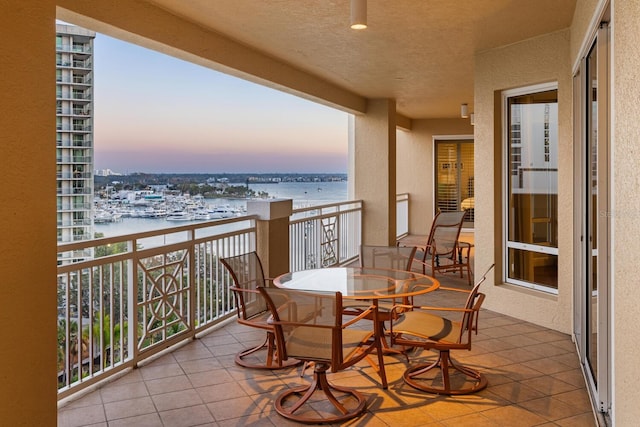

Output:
xmin=58 ymin=270 xmax=597 ymax=427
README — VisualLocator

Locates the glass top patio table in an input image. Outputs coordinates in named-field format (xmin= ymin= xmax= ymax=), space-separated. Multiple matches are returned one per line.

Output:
xmin=273 ymin=267 xmax=439 ymax=299
xmin=273 ymin=267 xmax=439 ymax=389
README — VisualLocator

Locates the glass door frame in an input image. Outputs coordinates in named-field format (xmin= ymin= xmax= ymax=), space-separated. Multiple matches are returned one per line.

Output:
xmin=433 ymin=135 xmax=474 ymax=228
xmin=573 ymin=14 xmax=611 ymax=421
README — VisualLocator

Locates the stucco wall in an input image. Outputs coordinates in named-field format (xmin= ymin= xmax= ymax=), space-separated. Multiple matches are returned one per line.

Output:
xmin=474 ymin=30 xmax=573 ymax=333
xmin=396 ymin=119 xmax=473 ymax=235
xmin=0 ymin=1 xmax=58 ymax=424
xmin=352 ymin=100 xmax=398 ymax=245
xmin=611 ymin=1 xmax=640 ymax=424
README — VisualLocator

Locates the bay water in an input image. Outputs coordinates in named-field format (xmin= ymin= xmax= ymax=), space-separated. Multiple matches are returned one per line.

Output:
xmin=95 ymin=181 xmax=347 ymax=237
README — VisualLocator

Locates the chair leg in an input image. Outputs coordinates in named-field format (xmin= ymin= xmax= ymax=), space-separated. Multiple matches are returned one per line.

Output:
xmin=235 ymin=332 xmax=301 ymax=370
xmin=273 ymin=362 xmax=367 ymax=424
xmin=403 ymin=350 xmax=487 ymax=395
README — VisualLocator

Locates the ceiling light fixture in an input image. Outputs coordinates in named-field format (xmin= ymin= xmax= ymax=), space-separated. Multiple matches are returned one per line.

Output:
xmin=350 ymin=0 xmax=367 ymax=30
xmin=460 ymin=103 xmax=469 ymax=119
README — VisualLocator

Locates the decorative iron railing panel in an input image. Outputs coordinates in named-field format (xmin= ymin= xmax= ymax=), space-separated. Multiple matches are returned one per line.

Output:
xmin=289 ymin=200 xmax=362 ymax=271
xmin=56 ymin=217 xmax=256 ymax=399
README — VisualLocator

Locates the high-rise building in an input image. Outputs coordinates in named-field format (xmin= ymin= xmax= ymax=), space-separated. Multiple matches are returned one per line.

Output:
xmin=56 ymin=24 xmax=95 ymax=260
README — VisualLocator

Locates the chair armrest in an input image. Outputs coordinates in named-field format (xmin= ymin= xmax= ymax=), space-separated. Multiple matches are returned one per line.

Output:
xmin=438 ymin=286 xmax=471 ymax=294
xmin=390 ymin=303 xmax=472 ymax=315
xmin=231 ymin=286 xmax=260 ymax=294
xmin=342 ymin=304 xmax=376 ymax=328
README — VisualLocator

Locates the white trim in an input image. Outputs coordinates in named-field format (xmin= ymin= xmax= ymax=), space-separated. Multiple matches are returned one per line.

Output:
xmin=607 ymin=1 xmax=615 ymax=422
xmin=432 ymin=134 xmax=474 ymax=140
xmin=571 ymin=0 xmax=611 ymax=74
xmin=501 ymin=82 xmax=559 ymax=292
xmin=501 ymin=81 xmax=557 ymax=98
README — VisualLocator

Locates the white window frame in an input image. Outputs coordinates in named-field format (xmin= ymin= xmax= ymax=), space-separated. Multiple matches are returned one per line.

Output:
xmin=502 ymin=82 xmax=559 ymax=293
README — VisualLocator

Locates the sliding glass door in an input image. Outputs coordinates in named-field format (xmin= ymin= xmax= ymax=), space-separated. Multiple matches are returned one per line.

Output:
xmin=575 ymin=16 xmax=610 ymax=422
xmin=434 ymin=139 xmax=474 ymax=227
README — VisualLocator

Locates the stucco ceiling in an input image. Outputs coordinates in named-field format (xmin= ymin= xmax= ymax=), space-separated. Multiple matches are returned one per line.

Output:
xmin=145 ymin=0 xmax=576 ymax=119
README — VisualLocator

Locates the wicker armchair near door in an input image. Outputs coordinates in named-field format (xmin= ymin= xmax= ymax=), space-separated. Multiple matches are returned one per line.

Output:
xmin=388 ymin=264 xmax=494 ymax=395
xmin=259 ymin=286 xmax=380 ymax=424
xmin=220 ymin=252 xmax=300 ymax=370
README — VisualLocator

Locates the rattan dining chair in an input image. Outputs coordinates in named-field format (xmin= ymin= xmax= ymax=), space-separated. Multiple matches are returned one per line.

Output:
xmin=259 ymin=286 xmax=383 ymax=424
xmin=220 ymin=251 xmax=300 ymax=370
xmin=388 ymin=264 xmax=494 ymax=395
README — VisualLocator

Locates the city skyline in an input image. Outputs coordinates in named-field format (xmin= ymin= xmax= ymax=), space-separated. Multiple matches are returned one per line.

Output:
xmin=93 ymin=32 xmax=349 ymax=174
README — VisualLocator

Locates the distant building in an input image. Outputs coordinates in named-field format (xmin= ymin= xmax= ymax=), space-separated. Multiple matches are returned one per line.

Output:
xmin=56 ymin=24 xmax=96 ymax=260
xmin=95 ymin=168 xmax=122 ymax=176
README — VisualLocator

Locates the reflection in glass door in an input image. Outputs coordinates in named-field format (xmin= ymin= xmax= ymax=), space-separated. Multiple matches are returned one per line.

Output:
xmin=435 ymin=140 xmax=474 ymax=227
xmin=586 ymin=37 xmax=599 ymax=388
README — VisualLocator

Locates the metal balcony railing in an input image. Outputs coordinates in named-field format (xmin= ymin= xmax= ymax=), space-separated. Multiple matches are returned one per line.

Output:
xmin=396 ymin=193 xmax=409 ymax=238
xmin=55 ymin=198 xmax=406 ymax=400
xmin=56 ymin=216 xmax=258 ymax=399
xmin=289 ymin=200 xmax=362 ymax=271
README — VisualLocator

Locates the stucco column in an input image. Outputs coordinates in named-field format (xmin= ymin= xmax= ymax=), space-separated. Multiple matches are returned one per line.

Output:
xmin=0 ymin=1 xmax=57 ymax=424
xmin=247 ymin=199 xmax=292 ymax=279
xmin=349 ymin=99 xmax=397 ymax=245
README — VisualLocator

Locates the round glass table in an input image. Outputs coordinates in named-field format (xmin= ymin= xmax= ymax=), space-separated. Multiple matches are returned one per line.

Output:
xmin=274 ymin=267 xmax=440 ymax=388
xmin=274 ymin=267 xmax=439 ymax=299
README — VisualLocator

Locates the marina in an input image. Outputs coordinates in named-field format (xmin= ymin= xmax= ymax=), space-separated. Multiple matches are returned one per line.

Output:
xmin=94 ymin=181 xmax=347 ymax=236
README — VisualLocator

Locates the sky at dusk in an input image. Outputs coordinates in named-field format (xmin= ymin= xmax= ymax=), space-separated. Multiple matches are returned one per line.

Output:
xmin=92 ymin=33 xmax=349 ymax=174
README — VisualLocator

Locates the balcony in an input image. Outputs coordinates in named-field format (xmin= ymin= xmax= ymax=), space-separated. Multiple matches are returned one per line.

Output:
xmin=54 ymin=200 xmax=596 ymax=425
xmin=57 ymin=272 xmax=595 ymax=426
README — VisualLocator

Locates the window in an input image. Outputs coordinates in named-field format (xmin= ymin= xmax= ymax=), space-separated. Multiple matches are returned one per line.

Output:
xmin=503 ymin=83 xmax=558 ymax=291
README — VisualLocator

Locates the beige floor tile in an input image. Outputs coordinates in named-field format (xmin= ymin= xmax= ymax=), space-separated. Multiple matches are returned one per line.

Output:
xmin=526 ymin=329 xmax=571 ymax=343
xmin=57 ymin=404 xmax=106 ymax=427
xmin=518 ymin=396 xmax=588 ymax=421
xmin=526 ymin=357 xmax=574 ymax=375
xmin=374 ymin=405 xmax=438 ymax=426
xmin=481 ymin=404 xmax=548 ymax=426
xmin=106 ymin=413 xmax=163 ymax=427
xmin=196 ymin=381 xmax=248 ymax=403
xmin=145 ymin=374 xmax=193 ymax=395
xmin=60 ymin=390 xmax=103 ymax=409
xmin=489 ymin=381 xmax=547 ymax=403
xmin=554 ymin=388 xmax=594 ymax=411
xmin=172 ymin=341 xmax=214 ymax=362
xmin=207 ymin=395 xmax=261 ymax=421
xmin=494 ymin=363 xmax=545 ymax=381
xmin=151 ymin=388 xmax=203 ymax=412
xmin=216 ymin=413 xmax=276 ymax=427
xmin=179 ymin=356 xmax=224 ymax=374
xmin=158 ymin=404 xmax=216 ymax=427
xmin=526 ymin=347 xmax=572 ymax=362
xmin=555 ymin=411 xmax=598 ymax=426
xmin=103 ymin=396 xmax=156 ymax=421
xmin=520 ymin=375 xmax=577 ymax=396
xmin=100 ymin=380 xmax=149 ymax=403
xmin=419 ymin=398 xmax=476 ymax=421
xmin=500 ymin=347 xmax=550 ymax=364
xmin=139 ymin=361 xmax=184 ymax=380
xmin=441 ymin=412 xmax=496 ymax=427
xmin=499 ymin=334 xmax=546 ymax=348
xmin=188 ymin=367 xmax=238 ymax=389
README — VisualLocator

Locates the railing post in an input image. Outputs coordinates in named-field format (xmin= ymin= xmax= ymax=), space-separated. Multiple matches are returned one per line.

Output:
xmin=247 ymin=198 xmax=293 ymax=278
